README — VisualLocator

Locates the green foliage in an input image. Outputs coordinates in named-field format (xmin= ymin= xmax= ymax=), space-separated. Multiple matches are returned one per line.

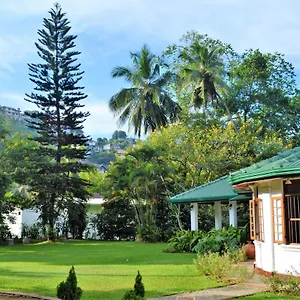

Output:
xmin=136 ymin=225 xmax=161 ymax=243
xmin=165 ymin=227 xmax=244 ymax=254
xmin=193 ymin=227 xmax=242 ymax=255
xmin=57 ymin=266 xmax=82 ymax=300
xmin=24 ymin=4 xmax=91 ymax=240
xmin=123 ymin=271 xmax=145 ymax=299
xmin=0 ymin=224 xmax=11 ymax=242
xmin=101 ymin=144 xmax=178 ymax=242
xmin=110 ymin=44 xmax=181 ymax=137
xmin=266 ymin=271 xmax=300 ymax=296
xmin=88 ymin=151 xmax=116 ymax=165
xmin=67 ymin=203 xmax=87 ymax=239
xmin=134 ymin=271 xmax=145 ymax=297
xmin=96 ymin=199 xmax=136 ymax=241
xmin=112 ymin=130 xmax=127 ymax=140
xmin=21 ymin=222 xmax=44 ymax=239
xmin=123 ymin=290 xmax=143 ymax=300
xmin=194 ymin=251 xmax=252 ymax=284
xmin=164 ymin=230 xmax=204 ymax=253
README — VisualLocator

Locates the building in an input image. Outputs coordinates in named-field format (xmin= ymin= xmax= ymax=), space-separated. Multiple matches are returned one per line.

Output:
xmin=7 ymin=195 xmax=104 ymax=239
xmin=170 ymin=146 xmax=300 ymax=276
xmin=228 ymin=147 xmax=300 ymax=275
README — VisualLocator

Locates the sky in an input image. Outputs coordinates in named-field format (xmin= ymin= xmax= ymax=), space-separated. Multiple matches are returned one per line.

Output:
xmin=1 ymin=0 xmax=300 ymax=139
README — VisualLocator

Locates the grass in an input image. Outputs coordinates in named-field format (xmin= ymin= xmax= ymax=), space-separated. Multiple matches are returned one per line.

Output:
xmin=0 ymin=241 xmax=221 ymax=299
xmin=239 ymin=292 xmax=300 ymax=299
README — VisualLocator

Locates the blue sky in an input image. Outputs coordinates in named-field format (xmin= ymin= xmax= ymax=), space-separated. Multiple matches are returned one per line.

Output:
xmin=1 ymin=0 xmax=300 ymax=139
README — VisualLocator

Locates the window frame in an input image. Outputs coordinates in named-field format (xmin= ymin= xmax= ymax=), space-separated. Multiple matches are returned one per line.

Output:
xmin=272 ymin=196 xmax=285 ymax=244
xmin=249 ymin=198 xmax=264 ymax=242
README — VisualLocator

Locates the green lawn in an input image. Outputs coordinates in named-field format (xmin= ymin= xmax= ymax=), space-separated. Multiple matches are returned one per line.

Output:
xmin=0 ymin=241 xmax=220 ymax=299
xmin=240 ymin=293 xmax=299 ymax=299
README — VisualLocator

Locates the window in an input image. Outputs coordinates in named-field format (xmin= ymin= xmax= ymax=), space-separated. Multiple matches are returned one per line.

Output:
xmin=285 ymin=195 xmax=300 ymax=244
xmin=284 ymin=180 xmax=300 ymax=244
xmin=272 ymin=196 xmax=285 ymax=244
xmin=249 ymin=198 xmax=264 ymax=242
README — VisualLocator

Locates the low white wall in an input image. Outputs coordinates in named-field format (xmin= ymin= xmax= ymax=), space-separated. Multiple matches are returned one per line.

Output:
xmin=274 ymin=244 xmax=300 ymax=274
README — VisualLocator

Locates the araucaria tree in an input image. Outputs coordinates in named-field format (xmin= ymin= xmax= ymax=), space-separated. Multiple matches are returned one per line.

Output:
xmin=25 ymin=4 xmax=90 ymax=240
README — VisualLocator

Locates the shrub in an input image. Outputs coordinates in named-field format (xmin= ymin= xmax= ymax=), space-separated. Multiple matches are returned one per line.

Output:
xmin=57 ymin=266 xmax=82 ymax=300
xmin=0 ymin=224 xmax=11 ymax=242
xmin=123 ymin=271 xmax=145 ymax=300
xmin=194 ymin=251 xmax=252 ymax=284
xmin=164 ymin=230 xmax=203 ymax=253
xmin=193 ymin=227 xmax=241 ymax=255
xmin=123 ymin=290 xmax=143 ymax=300
xmin=137 ymin=225 xmax=161 ymax=243
xmin=229 ymin=247 xmax=247 ymax=264
xmin=134 ymin=271 xmax=145 ymax=297
xmin=266 ymin=271 xmax=300 ymax=296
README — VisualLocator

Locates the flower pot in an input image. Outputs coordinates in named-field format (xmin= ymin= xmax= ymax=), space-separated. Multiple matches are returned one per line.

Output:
xmin=245 ymin=241 xmax=255 ymax=259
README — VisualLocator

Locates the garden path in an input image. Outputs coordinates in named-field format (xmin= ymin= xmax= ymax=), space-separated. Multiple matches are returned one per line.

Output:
xmin=147 ymin=260 xmax=268 ymax=300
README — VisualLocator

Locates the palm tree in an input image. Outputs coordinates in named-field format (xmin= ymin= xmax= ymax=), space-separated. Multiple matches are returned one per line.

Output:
xmin=179 ymin=42 xmax=237 ymax=130
xmin=109 ymin=45 xmax=181 ymax=137
xmin=179 ymin=42 xmax=226 ymax=108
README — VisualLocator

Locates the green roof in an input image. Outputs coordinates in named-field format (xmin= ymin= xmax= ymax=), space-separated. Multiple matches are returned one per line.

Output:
xmin=229 ymin=147 xmax=300 ymax=185
xmin=169 ymin=176 xmax=252 ymax=204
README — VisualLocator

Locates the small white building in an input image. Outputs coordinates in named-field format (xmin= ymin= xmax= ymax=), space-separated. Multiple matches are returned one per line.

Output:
xmin=229 ymin=147 xmax=300 ymax=275
xmin=7 ymin=196 xmax=104 ymax=239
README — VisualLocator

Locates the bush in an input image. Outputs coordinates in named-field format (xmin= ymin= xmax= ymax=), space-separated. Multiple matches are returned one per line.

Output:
xmin=134 ymin=271 xmax=145 ymax=297
xmin=123 ymin=271 xmax=145 ymax=300
xmin=266 ymin=271 xmax=300 ymax=296
xmin=194 ymin=251 xmax=252 ymax=284
xmin=22 ymin=222 xmax=44 ymax=239
xmin=96 ymin=200 xmax=136 ymax=241
xmin=164 ymin=230 xmax=203 ymax=253
xmin=0 ymin=224 xmax=11 ymax=242
xmin=123 ymin=290 xmax=143 ymax=300
xmin=136 ymin=225 xmax=161 ymax=243
xmin=57 ymin=266 xmax=82 ymax=300
xmin=193 ymin=227 xmax=241 ymax=255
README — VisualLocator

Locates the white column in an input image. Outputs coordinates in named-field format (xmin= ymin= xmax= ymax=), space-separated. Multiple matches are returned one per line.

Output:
xmin=229 ymin=201 xmax=238 ymax=227
xmin=190 ymin=203 xmax=198 ymax=231
xmin=214 ymin=202 xmax=222 ymax=230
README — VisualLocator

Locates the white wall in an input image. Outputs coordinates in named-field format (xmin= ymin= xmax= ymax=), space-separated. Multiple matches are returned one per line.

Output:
xmin=22 ymin=209 xmax=39 ymax=226
xmin=6 ymin=208 xmax=22 ymax=238
xmin=5 ymin=198 xmax=103 ymax=239
xmin=274 ymin=244 xmax=300 ymax=274
xmin=253 ymin=179 xmax=300 ymax=275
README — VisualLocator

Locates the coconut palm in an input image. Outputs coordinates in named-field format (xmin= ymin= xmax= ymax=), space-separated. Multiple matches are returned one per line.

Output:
xmin=109 ymin=45 xmax=181 ymax=137
xmin=179 ymin=42 xmax=226 ymax=108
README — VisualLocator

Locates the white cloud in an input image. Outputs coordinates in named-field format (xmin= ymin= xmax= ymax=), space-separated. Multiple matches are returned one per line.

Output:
xmin=0 ymin=92 xmax=36 ymax=111
xmin=2 ymin=0 xmax=300 ymax=57
xmin=83 ymin=100 xmax=120 ymax=138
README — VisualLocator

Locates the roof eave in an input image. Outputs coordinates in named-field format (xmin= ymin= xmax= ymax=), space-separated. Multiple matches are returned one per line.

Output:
xmin=229 ymin=168 xmax=300 ymax=185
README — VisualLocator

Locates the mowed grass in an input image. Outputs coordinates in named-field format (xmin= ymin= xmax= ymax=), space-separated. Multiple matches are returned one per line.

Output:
xmin=240 ymin=293 xmax=299 ymax=299
xmin=0 ymin=241 xmax=220 ymax=299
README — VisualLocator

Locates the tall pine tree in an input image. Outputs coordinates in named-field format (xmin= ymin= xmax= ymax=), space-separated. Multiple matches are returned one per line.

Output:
xmin=25 ymin=3 xmax=90 ymax=240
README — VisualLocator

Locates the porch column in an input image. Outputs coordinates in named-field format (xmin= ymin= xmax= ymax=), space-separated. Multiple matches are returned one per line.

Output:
xmin=190 ymin=203 xmax=198 ymax=231
xmin=229 ymin=201 xmax=238 ymax=227
xmin=214 ymin=202 xmax=222 ymax=230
